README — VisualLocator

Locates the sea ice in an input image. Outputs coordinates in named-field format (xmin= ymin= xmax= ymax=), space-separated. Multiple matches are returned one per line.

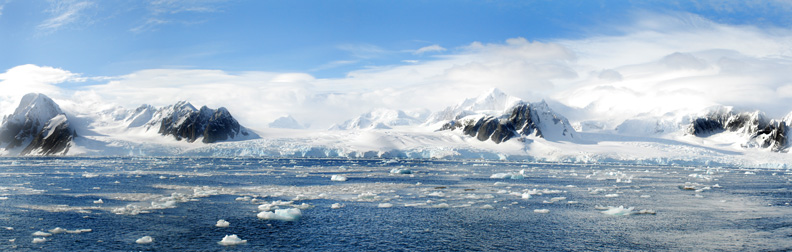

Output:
xmin=490 ymin=173 xmax=524 ymax=179
xmin=136 ymin=236 xmax=154 ymax=244
xmin=218 ymin=235 xmax=247 ymax=246
xmin=480 ymin=204 xmax=495 ymax=210
xmin=93 ymin=199 xmax=104 ymax=204
xmin=390 ymin=168 xmax=412 ymax=174
xmin=378 ymin=203 xmax=393 ymax=208
xmin=48 ymin=227 xmax=67 ymax=234
xmin=32 ymin=231 xmax=52 ymax=237
xmin=534 ymin=209 xmax=550 ymax=213
xmin=331 ymin=175 xmax=348 ymax=182
xmin=330 ymin=203 xmax=344 ymax=209
xmin=257 ymin=208 xmax=303 ymax=221
xmin=604 ymin=194 xmax=619 ymax=198
xmin=32 ymin=237 xmax=46 ymax=243
xmin=216 ymin=219 xmax=230 ymax=228
xmin=601 ymin=206 xmax=634 ymax=216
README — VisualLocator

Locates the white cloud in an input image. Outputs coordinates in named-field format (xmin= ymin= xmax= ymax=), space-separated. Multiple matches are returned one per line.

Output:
xmin=413 ymin=44 xmax=446 ymax=55
xmin=0 ymin=64 xmax=80 ymax=116
xmin=38 ymin=0 xmax=94 ymax=32
xmin=8 ymin=11 xmax=792 ymax=131
xmin=132 ymin=0 xmax=226 ymax=32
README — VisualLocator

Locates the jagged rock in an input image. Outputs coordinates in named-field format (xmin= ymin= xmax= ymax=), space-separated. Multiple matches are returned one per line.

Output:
xmin=440 ymin=101 xmax=574 ymax=144
xmin=146 ymin=101 xmax=249 ymax=143
xmin=688 ymin=106 xmax=787 ymax=151
xmin=0 ymin=93 xmax=75 ymax=155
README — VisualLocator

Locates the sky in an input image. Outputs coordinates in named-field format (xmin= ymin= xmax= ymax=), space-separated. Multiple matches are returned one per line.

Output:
xmin=2 ymin=0 xmax=792 ymax=130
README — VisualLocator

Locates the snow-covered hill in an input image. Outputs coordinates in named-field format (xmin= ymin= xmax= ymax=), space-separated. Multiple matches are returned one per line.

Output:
xmin=0 ymin=93 xmax=75 ymax=155
xmin=330 ymin=108 xmax=426 ymax=130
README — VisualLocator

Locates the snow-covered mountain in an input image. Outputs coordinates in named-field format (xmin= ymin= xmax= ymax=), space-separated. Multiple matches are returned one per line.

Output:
xmin=139 ymin=101 xmax=254 ymax=143
xmin=686 ymin=106 xmax=786 ymax=151
xmin=330 ymin=108 xmax=426 ymax=130
xmin=425 ymin=88 xmax=522 ymax=125
xmin=0 ymin=93 xmax=76 ymax=155
xmin=269 ymin=115 xmax=305 ymax=129
xmin=439 ymin=100 xmax=576 ymax=143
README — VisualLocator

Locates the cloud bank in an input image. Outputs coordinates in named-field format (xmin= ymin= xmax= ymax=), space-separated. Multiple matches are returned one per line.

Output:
xmin=4 ymin=11 xmax=792 ymax=130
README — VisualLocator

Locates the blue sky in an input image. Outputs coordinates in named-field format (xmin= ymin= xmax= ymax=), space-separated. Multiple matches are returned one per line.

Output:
xmin=3 ymin=0 xmax=792 ymax=129
xmin=3 ymin=0 xmax=791 ymax=79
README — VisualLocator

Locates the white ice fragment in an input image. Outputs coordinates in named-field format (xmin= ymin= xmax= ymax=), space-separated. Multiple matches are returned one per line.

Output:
xmin=216 ymin=219 xmax=230 ymax=228
xmin=32 ymin=231 xmax=52 ymax=237
xmin=136 ymin=236 xmax=154 ymax=244
xmin=66 ymin=229 xmax=91 ymax=234
xmin=432 ymin=203 xmax=450 ymax=208
xmin=480 ymin=204 xmax=495 ymax=210
xmin=330 ymin=203 xmax=344 ymax=209
xmin=32 ymin=237 xmax=47 ymax=243
xmin=534 ymin=209 xmax=550 ymax=214
xmin=640 ymin=195 xmax=651 ymax=198
xmin=378 ymin=203 xmax=393 ymax=208
xmin=330 ymin=175 xmax=348 ymax=181
xmin=48 ymin=227 xmax=67 ymax=234
xmin=257 ymin=208 xmax=302 ymax=221
xmin=93 ymin=199 xmax=104 ymax=204
xmin=744 ymin=171 xmax=755 ymax=175
xmin=602 ymin=206 xmax=634 ymax=216
xmin=218 ymin=234 xmax=247 ymax=246
xmin=490 ymin=173 xmax=523 ymax=179
xmin=521 ymin=193 xmax=531 ymax=199
xmin=604 ymin=194 xmax=619 ymax=198
xmin=4 ymin=227 xmax=13 ymax=230
xmin=390 ymin=168 xmax=412 ymax=174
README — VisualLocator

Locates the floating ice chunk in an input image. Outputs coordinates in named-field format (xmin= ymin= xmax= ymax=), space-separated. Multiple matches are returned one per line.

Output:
xmin=432 ymin=203 xmax=450 ymax=208
xmin=635 ymin=209 xmax=656 ymax=215
xmin=294 ymin=203 xmax=313 ymax=210
xmin=4 ymin=227 xmax=13 ymax=230
xmin=93 ymin=199 xmax=104 ymax=204
xmin=235 ymin=196 xmax=252 ymax=201
xmin=604 ymin=194 xmax=619 ymax=198
xmin=330 ymin=175 xmax=348 ymax=181
xmin=82 ymin=173 xmax=99 ymax=178
xmin=216 ymin=219 xmax=230 ymax=228
xmin=0 ymin=197 xmax=8 ymax=200
xmin=480 ymin=204 xmax=494 ymax=210
xmin=218 ymin=234 xmax=247 ymax=246
xmin=330 ymin=203 xmax=344 ymax=209
xmin=490 ymin=173 xmax=523 ymax=179
xmin=744 ymin=171 xmax=755 ymax=175
xmin=601 ymin=206 xmax=634 ymax=216
xmin=136 ymin=236 xmax=154 ymax=244
xmin=534 ymin=209 xmax=550 ymax=214
xmin=257 ymin=208 xmax=302 ymax=221
xmin=549 ymin=197 xmax=567 ymax=203
xmin=640 ymin=195 xmax=651 ymax=198
xmin=357 ymin=192 xmax=379 ymax=201
xmin=66 ymin=229 xmax=91 ymax=234
xmin=390 ymin=168 xmax=412 ymax=174
xmin=32 ymin=231 xmax=52 ymax=237
xmin=567 ymin=201 xmax=579 ymax=204
xmin=48 ymin=227 xmax=67 ymax=234
xmin=378 ymin=203 xmax=393 ymax=208
xmin=32 ymin=237 xmax=47 ymax=243
xmin=521 ymin=193 xmax=531 ymax=199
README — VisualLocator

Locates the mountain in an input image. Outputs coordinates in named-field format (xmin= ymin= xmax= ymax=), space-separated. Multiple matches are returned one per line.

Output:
xmin=0 ymin=93 xmax=76 ymax=155
xmin=330 ymin=108 xmax=425 ymax=130
xmin=269 ymin=115 xmax=305 ymax=129
xmin=439 ymin=98 xmax=576 ymax=143
xmin=687 ymin=106 xmax=787 ymax=151
xmin=139 ymin=101 xmax=253 ymax=143
xmin=425 ymin=88 xmax=522 ymax=125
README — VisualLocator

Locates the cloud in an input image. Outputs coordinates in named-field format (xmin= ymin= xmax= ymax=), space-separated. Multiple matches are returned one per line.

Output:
xmin=38 ymin=0 xmax=95 ymax=32
xmin=9 ymin=11 xmax=792 ymax=131
xmin=413 ymin=44 xmax=446 ymax=55
xmin=0 ymin=64 xmax=81 ymax=116
xmin=132 ymin=0 xmax=227 ymax=32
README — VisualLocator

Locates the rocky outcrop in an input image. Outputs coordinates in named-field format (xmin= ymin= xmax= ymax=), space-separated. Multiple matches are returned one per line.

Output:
xmin=440 ymin=101 xmax=575 ymax=144
xmin=146 ymin=101 xmax=250 ymax=143
xmin=0 ymin=93 xmax=75 ymax=155
xmin=687 ymin=107 xmax=787 ymax=152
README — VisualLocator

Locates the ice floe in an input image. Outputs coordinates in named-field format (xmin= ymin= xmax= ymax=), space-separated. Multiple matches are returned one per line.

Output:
xmin=257 ymin=208 xmax=303 ymax=221
xmin=216 ymin=219 xmax=230 ymax=228
xmin=218 ymin=234 xmax=247 ymax=246
xmin=136 ymin=236 xmax=154 ymax=244
xmin=330 ymin=175 xmax=348 ymax=182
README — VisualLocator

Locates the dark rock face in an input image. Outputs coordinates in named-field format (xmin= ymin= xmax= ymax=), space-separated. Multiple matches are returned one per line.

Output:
xmin=440 ymin=102 xmax=572 ymax=144
xmin=0 ymin=93 xmax=75 ymax=155
xmin=21 ymin=116 xmax=74 ymax=155
xmin=687 ymin=107 xmax=788 ymax=152
xmin=154 ymin=102 xmax=248 ymax=143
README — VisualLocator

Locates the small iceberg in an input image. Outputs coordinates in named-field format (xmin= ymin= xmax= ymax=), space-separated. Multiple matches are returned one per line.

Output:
xmin=390 ymin=168 xmax=412 ymax=174
xmin=257 ymin=208 xmax=302 ymax=221
xmin=601 ymin=206 xmax=634 ymax=216
xmin=330 ymin=175 xmax=348 ymax=182
xmin=218 ymin=234 xmax=247 ymax=246
xmin=136 ymin=236 xmax=154 ymax=244
xmin=93 ymin=199 xmax=104 ymax=204
xmin=215 ymin=219 xmax=230 ymax=228
xmin=534 ymin=209 xmax=550 ymax=214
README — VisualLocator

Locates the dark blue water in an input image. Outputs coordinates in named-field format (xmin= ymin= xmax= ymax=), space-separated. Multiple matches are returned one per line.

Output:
xmin=0 ymin=158 xmax=790 ymax=251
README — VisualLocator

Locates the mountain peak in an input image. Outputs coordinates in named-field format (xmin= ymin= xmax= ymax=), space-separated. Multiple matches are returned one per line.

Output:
xmin=0 ymin=93 xmax=75 ymax=155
